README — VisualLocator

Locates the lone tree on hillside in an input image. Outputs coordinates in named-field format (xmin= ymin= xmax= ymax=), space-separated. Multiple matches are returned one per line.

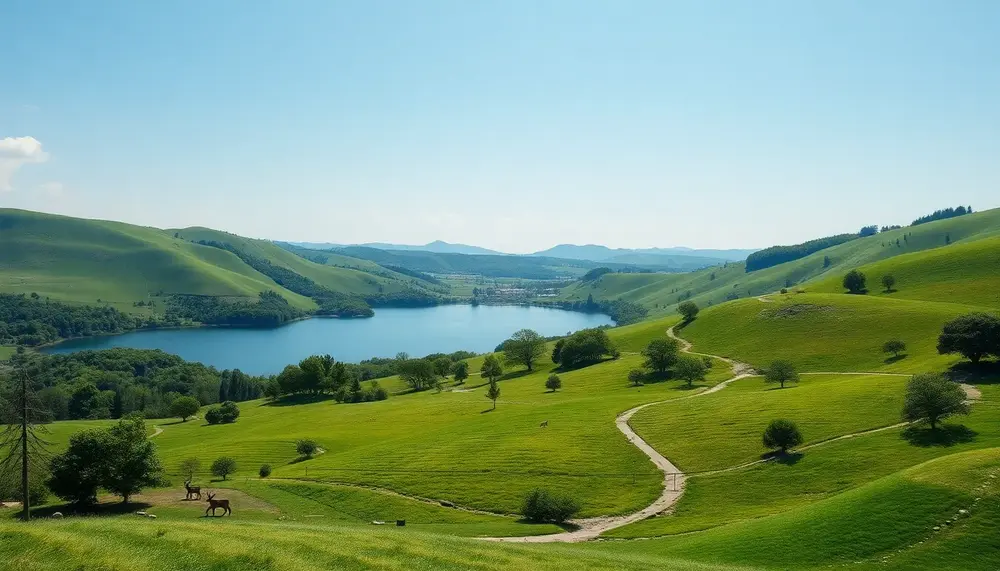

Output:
xmin=765 ymin=360 xmax=799 ymax=389
xmin=843 ymin=270 xmax=868 ymax=294
xmin=451 ymin=361 xmax=469 ymax=385
xmin=628 ymin=368 xmax=645 ymax=387
xmin=504 ymin=329 xmax=547 ymax=371
xmin=883 ymin=339 xmax=907 ymax=358
xmin=481 ymin=354 xmax=504 ymax=384
xmin=881 ymin=274 xmax=897 ymax=293
xmin=485 ymin=378 xmax=501 ymax=411
xmin=902 ymin=373 xmax=970 ymax=430
xmin=545 ymin=374 xmax=562 ymax=392
xmin=179 ymin=458 xmax=201 ymax=482
xmin=763 ymin=419 xmax=803 ymax=454
xmin=170 ymin=396 xmax=200 ymax=422
xmin=211 ymin=456 xmax=237 ymax=480
xmin=674 ymin=355 xmax=708 ymax=388
xmin=677 ymin=301 xmax=700 ymax=322
xmin=642 ymin=338 xmax=680 ymax=375
xmin=296 ymin=439 xmax=319 ymax=458
xmin=937 ymin=313 xmax=1000 ymax=364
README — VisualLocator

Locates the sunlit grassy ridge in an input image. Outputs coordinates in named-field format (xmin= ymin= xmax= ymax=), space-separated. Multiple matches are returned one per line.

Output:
xmin=678 ymin=293 xmax=972 ymax=372
xmin=563 ymin=207 xmax=1000 ymax=316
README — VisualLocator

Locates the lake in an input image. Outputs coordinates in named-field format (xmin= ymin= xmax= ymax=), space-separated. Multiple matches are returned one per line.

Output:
xmin=44 ymin=305 xmax=614 ymax=375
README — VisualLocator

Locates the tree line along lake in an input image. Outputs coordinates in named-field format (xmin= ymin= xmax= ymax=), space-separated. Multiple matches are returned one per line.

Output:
xmin=43 ymin=304 xmax=614 ymax=375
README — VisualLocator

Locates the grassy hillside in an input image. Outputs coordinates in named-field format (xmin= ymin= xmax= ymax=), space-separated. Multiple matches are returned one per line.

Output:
xmin=0 ymin=209 xmax=315 ymax=312
xmin=678 ymin=293 xmax=973 ymax=372
xmin=563 ymin=207 xmax=1000 ymax=317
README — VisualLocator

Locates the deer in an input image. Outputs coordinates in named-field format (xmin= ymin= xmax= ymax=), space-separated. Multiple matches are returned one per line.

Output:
xmin=205 ymin=493 xmax=231 ymax=517
xmin=184 ymin=480 xmax=201 ymax=500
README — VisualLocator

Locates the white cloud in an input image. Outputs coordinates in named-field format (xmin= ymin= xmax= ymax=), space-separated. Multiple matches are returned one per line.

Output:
xmin=39 ymin=181 xmax=65 ymax=197
xmin=0 ymin=136 xmax=50 ymax=191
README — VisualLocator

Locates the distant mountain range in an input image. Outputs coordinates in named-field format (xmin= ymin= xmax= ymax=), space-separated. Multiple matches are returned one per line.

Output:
xmin=290 ymin=241 xmax=756 ymax=263
xmin=289 ymin=240 xmax=503 ymax=256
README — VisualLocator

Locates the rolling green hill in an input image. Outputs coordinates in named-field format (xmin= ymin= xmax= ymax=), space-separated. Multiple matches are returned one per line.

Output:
xmin=562 ymin=207 xmax=1000 ymax=317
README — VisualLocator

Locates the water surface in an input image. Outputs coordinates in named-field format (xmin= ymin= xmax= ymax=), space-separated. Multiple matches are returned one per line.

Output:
xmin=45 ymin=305 xmax=613 ymax=374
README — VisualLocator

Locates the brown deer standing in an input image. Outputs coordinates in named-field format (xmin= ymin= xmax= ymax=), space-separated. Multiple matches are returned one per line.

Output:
xmin=205 ymin=493 xmax=231 ymax=516
xmin=184 ymin=480 xmax=201 ymax=500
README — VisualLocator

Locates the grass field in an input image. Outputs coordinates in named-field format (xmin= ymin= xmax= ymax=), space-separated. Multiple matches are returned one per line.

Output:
xmin=0 ymin=345 xmax=14 ymax=361
xmin=678 ymin=292 xmax=974 ymax=372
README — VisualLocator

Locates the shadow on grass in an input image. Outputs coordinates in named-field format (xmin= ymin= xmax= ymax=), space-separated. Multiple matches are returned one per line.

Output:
xmin=30 ymin=501 xmax=154 ymax=518
xmin=288 ymin=455 xmax=317 ymax=465
xmin=263 ymin=394 xmax=338 ymax=407
xmin=480 ymin=408 xmax=497 ymax=414
xmin=901 ymin=424 xmax=977 ymax=447
xmin=159 ymin=419 xmax=192 ymax=427
xmin=947 ymin=361 xmax=1000 ymax=385
xmin=883 ymin=354 xmax=907 ymax=365
xmin=512 ymin=519 xmax=580 ymax=532
xmin=760 ymin=451 xmax=803 ymax=465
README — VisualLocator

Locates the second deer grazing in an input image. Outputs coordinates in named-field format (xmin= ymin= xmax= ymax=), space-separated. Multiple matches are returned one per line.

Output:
xmin=184 ymin=480 xmax=201 ymax=500
xmin=205 ymin=493 xmax=232 ymax=517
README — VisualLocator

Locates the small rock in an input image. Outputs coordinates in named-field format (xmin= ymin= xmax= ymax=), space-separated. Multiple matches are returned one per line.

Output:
xmin=959 ymin=509 xmax=968 ymax=515
xmin=933 ymin=526 xmax=940 ymax=531
xmin=51 ymin=512 xmax=63 ymax=518
xmin=147 ymin=514 xmax=157 ymax=519
xmin=439 ymin=501 xmax=455 ymax=508
xmin=136 ymin=511 xmax=147 ymax=516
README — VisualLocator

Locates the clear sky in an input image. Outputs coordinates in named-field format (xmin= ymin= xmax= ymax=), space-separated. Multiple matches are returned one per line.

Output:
xmin=2 ymin=1 xmax=999 ymax=253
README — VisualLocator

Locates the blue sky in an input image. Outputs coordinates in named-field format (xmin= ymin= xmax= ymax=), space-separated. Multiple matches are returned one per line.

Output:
xmin=2 ymin=1 xmax=999 ymax=253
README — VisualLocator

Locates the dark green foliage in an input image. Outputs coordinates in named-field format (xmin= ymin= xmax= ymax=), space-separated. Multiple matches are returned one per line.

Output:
xmin=0 ymin=293 xmax=151 ymax=347
xmin=451 ymin=361 xmax=469 ymax=384
xmin=762 ymin=419 xmax=803 ymax=453
xmin=677 ymin=301 xmax=699 ymax=322
xmin=11 ymin=349 xmax=265 ymax=421
xmin=166 ymin=291 xmax=304 ymax=327
xmin=764 ymin=360 xmax=799 ymax=388
xmin=503 ymin=329 xmax=547 ymax=371
xmin=842 ymin=270 xmax=867 ymax=294
xmin=380 ymin=265 xmax=444 ymax=285
xmin=551 ymin=339 xmax=565 ymax=364
xmin=169 ymin=396 xmax=200 ymax=421
xmin=211 ymin=456 xmax=237 ymax=480
xmin=581 ymin=267 xmax=614 ymax=282
xmin=205 ymin=401 xmax=239 ymax=424
xmin=485 ymin=378 xmax=501 ymax=410
xmin=628 ymin=368 xmax=645 ymax=387
xmin=521 ymin=489 xmax=581 ymax=523
xmin=911 ymin=205 xmax=971 ymax=226
xmin=745 ymin=234 xmax=859 ymax=272
xmin=642 ymin=338 xmax=680 ymax=374
xmin=545 ymin=374 xmax=562 ymax=392
xmin=399 ymin=359 xmax=439 ymax=391
xmin=883 ymin=339 xmax=907 ymax=357
xmin=258 ymin=464 xmax=272 ymax=478
xmin=554 ymin=328 xmax=616 ymax=369
xmin=433 ymin=357 xmax=453 ymax=377
xmin=902 ymin=373 xmax=971 ymax=429
xmin=533 ymin=298 xmax=649 ymax=325
xmin=673 ymin=355 xmax=708 ymax=387
xmin=296 ymin=439 xmax=319 ymax=458
xmin=881 ymin=274 xmax=897 ymax=292
xmin=937 ymin=313 xmax=1000 ymax=364
xmin=48 ymin=415 xmax=163 ymax=504
xmin=859 ymin=225 xmax=878 ymax=237
xmin=481 ymin=354 xmax=504 ymax=383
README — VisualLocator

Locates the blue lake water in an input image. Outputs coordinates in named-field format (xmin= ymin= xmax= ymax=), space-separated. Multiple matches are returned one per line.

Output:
xmin=44 ymin=305 xmax=613 ymax=375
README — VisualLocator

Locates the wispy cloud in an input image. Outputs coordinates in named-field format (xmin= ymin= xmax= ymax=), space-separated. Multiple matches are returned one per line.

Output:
xmin=0 ymin=136 xmax=50 ymax=191
xmin=39 ymin=181 xmax=65 ymax=197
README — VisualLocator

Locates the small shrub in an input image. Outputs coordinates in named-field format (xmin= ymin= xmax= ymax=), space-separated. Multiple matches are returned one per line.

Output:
xmin=779 ymin=288 xmax=788 ymax=294
xmin=259 ymin=464 xmax=272 ymax=478
xmin=545 ymin=374 xmax=562 ymax=392
xmin=843 ymin=269 xmax=867 ymax=294
xmin=763 ymin=419 xmax=803 ymax=453
xmin=296 ymin=439 xmax=319 ymax=458
xmin=628 ymin=368 xmax=645 ymax=387
xmin=204 ymin=407 xmax=223 ymax=425
xmin=882 ymin=339 xmax=906 ymax=358
xmin=521 ymin=489 xmax=580 ymax=523
xmin=218 ymin=401 xmax=240 ymax=423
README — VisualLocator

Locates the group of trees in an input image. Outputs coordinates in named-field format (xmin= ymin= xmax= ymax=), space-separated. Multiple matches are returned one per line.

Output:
xmin=536 ymin=297 xmax=648 ymax=325
xmin=0 ymin=293 xmax=153 ymax=347
xmin=551 ymin=328 xmax=618 ymax=369
xmin=166 ymin=291 xmax=304 ymax=328
xmin=9 ymin=349 xmax=268 ymax=421
xmin=48 ymin=415 xmax=162 ymax=505
xmin=629 ymin=337 xmax=710 ymax=388
xmin=911 ymin=206 xmax=972 ymax=226
xmin=842 ymin=270 xmax=898 ymax=295
xmin=204 ymin=401 xmax=240 ymax=424
xmin=745 ymin=234 xmax=860 ymax=272
xmin=272 ymin=354 xmax=389 ymax=403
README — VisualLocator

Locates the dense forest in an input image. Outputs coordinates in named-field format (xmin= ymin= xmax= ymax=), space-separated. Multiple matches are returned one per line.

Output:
xmin=4 ymin=348 xmax=267 ymax=421
xmin=745 ymin=233 xmax=860 ymax=272
xmin=0 ymin=293 xmax=153 ymax=346
xmin=539 ymin=296 xmax=648 ymax=325
xmin=165 ymin=290 xmax=306 ymax=327
xmin=911 ymin=206 xmax=972 ymax=226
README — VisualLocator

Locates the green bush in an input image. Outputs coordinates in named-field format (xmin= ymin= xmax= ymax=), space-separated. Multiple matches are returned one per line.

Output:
xmin=545 ymin=374 xmax=562 ymax=392
xmin=762 ymin=419 xmax=803 ymax=453
xmin=259 ymin=464 xmax=272 ymax=478
xmin=296 ymin=439 xmax=319 ymax=458
xmin=211 ymin=456 xmax=237 ymax=480
xmin=521 ymin=489 xmax=580 ymax=523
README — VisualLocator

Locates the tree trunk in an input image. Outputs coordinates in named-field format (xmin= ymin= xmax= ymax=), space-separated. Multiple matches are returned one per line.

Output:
xmin=21 ymin=393 xmax=29 ymax=522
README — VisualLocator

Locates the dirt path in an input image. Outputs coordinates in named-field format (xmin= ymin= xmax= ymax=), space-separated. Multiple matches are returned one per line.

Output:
xmin=486 ymin=327 xmax=754 ymax=543
xmin=149 ymin=426 xmax=163 ymax=438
